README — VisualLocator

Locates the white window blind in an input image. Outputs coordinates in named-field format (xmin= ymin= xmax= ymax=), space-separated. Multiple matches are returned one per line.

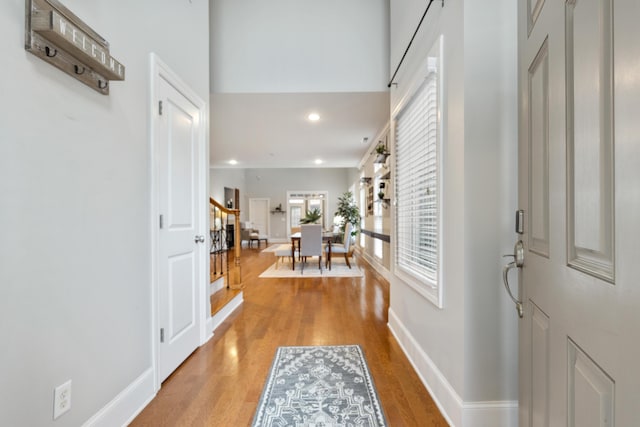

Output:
xmin=395 ymin=66 xmax=440 ymax=295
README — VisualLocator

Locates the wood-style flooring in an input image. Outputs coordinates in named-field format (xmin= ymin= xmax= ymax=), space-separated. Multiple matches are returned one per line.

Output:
xmin=131 ymin=246 xmax=448 ymax=426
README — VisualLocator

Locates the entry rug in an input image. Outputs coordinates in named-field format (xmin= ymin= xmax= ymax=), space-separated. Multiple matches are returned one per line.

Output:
xmin=252 ymin=345 xmax=388 ymax=427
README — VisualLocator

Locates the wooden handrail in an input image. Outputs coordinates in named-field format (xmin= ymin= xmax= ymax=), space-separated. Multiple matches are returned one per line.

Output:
xmin=209 ymin=197 xmax=243 ymax=289
xmin=209 ymin=197 xmax=239 ymax=216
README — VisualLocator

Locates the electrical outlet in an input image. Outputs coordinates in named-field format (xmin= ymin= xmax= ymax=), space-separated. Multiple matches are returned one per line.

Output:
xmin=53 ymin=380 xmax=72 ymax=420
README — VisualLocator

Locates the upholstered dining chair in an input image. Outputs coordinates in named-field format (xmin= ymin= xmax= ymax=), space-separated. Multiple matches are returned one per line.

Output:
xmin=325 ymin=222 xmax=353 ymax=270
xmin=299 ymin=224 xmax=323 ymax=273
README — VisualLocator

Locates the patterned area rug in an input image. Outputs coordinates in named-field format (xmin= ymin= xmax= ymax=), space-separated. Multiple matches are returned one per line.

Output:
xmin=252 ymin=345 xmax=388 ymax=427
xmin=259 ymin=258 xmax=363 ymax=278
xmin=261 ymin=244 xmax=284 ymax=253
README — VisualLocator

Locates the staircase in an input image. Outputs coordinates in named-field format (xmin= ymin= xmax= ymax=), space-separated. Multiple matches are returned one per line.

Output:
xmin=209 ymin=197 xmax=243 ymax=290
xmin=209 ymin=197 xmax=244 ymax=325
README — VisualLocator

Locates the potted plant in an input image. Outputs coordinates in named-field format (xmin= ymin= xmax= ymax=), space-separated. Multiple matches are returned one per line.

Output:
xmin=300 ymin=208 xmax=322 ymax=224
xmin=334 ymin=191 xmax=360 ymax=239
xmin=378 ymin=191 xmax=385 ymax=200
xmin=375 ymin=143 xmax=388 ymax=155
xmin=374 ymin=143 xmax=390 ymax=163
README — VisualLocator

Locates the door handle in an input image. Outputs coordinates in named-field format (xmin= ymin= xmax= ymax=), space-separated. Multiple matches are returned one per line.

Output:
xmin=195 ymin=235 xmax=205 ymax=243
xmin=503 ymin=240 xmax=524 ymax=318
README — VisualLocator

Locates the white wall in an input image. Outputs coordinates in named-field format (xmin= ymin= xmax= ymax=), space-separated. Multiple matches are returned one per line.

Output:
xmin=0 ymin=1 xmax=209 ymax=425
xmin=210 ymin=167 xmax=247 ymax=212
xmin=388 ymin=0 xmax=466 ymax=407
xmin=463 ymin=0 xmax=518 ymax=404
xmin=210 ymin=0 xmax=390 ymax=93
xmin=386 ymin=0 xmax=518 ymax=425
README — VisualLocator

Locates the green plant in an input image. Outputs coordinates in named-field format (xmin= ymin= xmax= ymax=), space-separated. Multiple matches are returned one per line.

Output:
xmin=334 ymin=191 xmax=360 ymax=236
xmin=300 ymin=208 xmax=322 ymax=224
xmin=375 ymin=143 xmax=387 ymax=154
xmin=378 ymin=191 xmax=385 ymax=200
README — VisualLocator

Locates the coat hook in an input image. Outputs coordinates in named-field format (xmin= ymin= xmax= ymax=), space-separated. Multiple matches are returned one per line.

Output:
xmin=74 ymin=65 xmax=85 ymax=75
xmin=45 ymin=46 xmax=57 ymax=58
xmin=98 ymin=80 xmax=109 ymax=90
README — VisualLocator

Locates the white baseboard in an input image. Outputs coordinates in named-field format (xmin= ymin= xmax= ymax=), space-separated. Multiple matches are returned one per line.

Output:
xmin=82 ymin=368 xmax=155 ymax=427
xmin=84 ymin=280 xmax=243 ymax=426
xmin=387 ymin=308 xmax=517 ymax=427
xmin=208 ymin=292 xmax=243 ymax=333
xmin=462 ymin=401 xmax=518 ymax=427
xmin=388 ymin=308 xmax=461 ymax=426
xmin=357 ymin=250 xmax=391 ymax=282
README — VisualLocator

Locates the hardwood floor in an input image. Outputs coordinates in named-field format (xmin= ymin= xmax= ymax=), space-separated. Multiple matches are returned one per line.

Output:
xmin=131 ymin=247 xmax=448 ymax=426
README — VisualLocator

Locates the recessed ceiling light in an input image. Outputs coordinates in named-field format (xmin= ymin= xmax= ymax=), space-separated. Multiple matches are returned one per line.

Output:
xmin=228 ymin=159 xmax=238 ymax=165
xmin=308 ymin=113 xmax=320 ymax=122
xmin=314 ymin=159 xmax=323 ymax=165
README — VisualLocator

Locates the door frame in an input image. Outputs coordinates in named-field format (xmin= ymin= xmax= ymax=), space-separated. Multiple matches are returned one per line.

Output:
xmin=249 ymin=197 xmax=270 ymax=236
xmin=149 ymin=53 xmax=209 ymax=391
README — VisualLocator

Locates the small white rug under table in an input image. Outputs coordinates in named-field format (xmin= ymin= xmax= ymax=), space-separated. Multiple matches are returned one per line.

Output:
xmin=261 ymin=244 xmax=287 ymax=253
xmin=259 ymin=258 xmax=362 ymax=278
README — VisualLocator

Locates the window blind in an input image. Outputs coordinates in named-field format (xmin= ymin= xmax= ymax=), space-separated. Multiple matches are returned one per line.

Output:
xmin=395 ymin=71 xmax=439 ymax=286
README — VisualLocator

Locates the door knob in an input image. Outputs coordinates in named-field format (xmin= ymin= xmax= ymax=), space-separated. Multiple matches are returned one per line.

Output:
xmin=195 ymin=235 xmax=205 ymax=243
xmin=503 ymin=240 xmax=524 ymax=318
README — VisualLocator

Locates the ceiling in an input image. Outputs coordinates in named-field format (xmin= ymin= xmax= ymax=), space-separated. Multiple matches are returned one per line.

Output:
xmin=208 ymin=1 xmax=390 ymax=170
xmin=210 ymin=91 xmax=389 ymax=169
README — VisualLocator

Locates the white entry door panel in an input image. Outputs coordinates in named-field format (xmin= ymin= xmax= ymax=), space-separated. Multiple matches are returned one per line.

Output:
xmin=157 ymin=70 xmax=204 ymax=383
xmin=517 ymin=1 xmax=640 ymax=426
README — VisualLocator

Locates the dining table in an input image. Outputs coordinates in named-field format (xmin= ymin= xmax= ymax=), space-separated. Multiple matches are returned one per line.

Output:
xmin=290 ymin=231 xmax=339 ymax=270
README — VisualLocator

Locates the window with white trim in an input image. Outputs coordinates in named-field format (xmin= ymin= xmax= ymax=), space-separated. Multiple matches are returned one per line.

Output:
xmin=394 ymin=36 xmax=443 ymax=306
xmin=359 ymin=178 xmax=366 ymax=248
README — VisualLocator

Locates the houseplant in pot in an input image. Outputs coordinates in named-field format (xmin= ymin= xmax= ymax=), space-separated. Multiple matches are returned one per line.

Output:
xmin=374 ymin=142 xmax=390 ymax=163
xmin=375 ymin=143 xmax=388 ymax=155
xmin=334 ymin=191 xmax=360 ymax=243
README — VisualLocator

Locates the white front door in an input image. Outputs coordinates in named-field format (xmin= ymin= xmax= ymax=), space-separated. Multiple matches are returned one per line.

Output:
xmin=155 ymin=61 xmax=206 ymax=383
xmin=249 ymin=198 xmax=269 ymax=237
xmin=517 ymin=1 xmax=639 ymax=426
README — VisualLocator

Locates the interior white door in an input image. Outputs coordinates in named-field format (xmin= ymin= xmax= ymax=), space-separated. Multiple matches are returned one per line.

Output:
xmin=249 ymin=198 xmax=269 ymax=236
xmin=517 ymin=0 xmax=640 ymax=426
xmin=157 ymin=72 xmax=203 ymax=383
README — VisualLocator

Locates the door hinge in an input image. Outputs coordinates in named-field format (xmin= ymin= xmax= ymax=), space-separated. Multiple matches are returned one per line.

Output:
xmin=160 ymin=328 xmax=165 ymax=343
xmin=159 ymin=214 xmax=164 ymax=229
xmin=158 ymin=100 xmax=163 ymax=115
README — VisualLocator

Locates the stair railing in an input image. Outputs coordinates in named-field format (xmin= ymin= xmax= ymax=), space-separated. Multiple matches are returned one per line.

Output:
xmin=209 ymin=197 xmax=243 ymax=289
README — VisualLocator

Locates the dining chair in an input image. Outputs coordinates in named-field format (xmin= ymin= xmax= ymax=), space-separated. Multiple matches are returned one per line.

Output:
xmin=300 ymin=224 xmax=323 ymax=273
xmin=325 ymin=222 xmax=353 ymax=269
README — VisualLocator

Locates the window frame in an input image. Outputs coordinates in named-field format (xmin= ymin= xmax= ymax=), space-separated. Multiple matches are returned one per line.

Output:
xmin=286 ymin=191 xmax=328 ymax=234
xmin=392 ymin=36 xmax=444 ymax=308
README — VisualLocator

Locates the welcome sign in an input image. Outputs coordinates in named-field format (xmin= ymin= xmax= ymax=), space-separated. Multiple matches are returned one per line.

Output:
xmin=25 ymin=0 xmax=125 ymax=94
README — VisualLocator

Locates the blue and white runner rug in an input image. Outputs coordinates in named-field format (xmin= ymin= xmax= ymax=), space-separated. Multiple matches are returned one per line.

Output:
xmin=252 ymin=345 xmax=388 ymax=427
